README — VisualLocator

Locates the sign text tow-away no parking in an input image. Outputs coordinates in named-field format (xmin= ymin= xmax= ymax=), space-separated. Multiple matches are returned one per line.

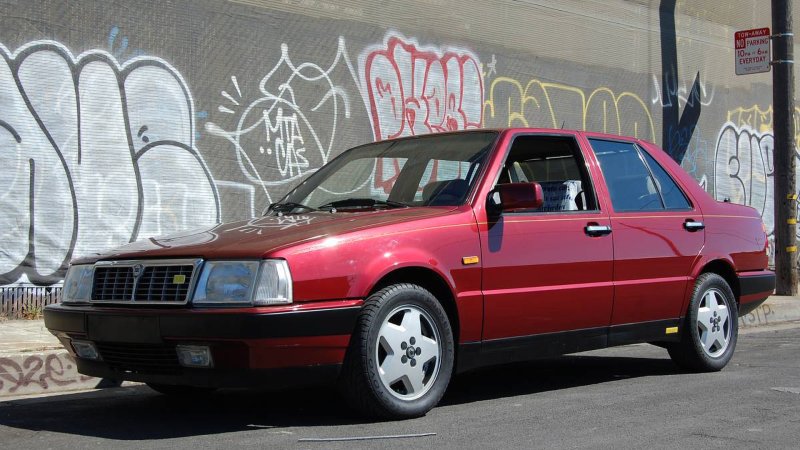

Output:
xmin=735 ymin=27 xmax=771 ymax=75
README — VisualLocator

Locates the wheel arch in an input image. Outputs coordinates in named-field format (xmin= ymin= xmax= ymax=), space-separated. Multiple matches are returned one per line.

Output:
xmin=699 ymin=259 xmax=741 ymax=305
xmin=681 ymin=257 xmax=740 ymax=315
xmin=369 ymin=266 xmax=461 ymax=346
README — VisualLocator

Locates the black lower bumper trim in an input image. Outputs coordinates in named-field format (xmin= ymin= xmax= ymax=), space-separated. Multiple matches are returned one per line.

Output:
xmin=44 ymin=303 xmax=361 ymax=342
xmin=739 ymin=272 xmax=776 ymax=296
xmin=456 ymin=319 xmax=683 ymax=373
xmin=76 ymin=359 xmax=341 ymax=389
xmin=738 ymin=272 xmax=775 ymax=316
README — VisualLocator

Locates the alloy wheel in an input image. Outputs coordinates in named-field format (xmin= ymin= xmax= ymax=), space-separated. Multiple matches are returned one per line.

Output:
xmin=375 ymin=304 xmax=442 ymax=401
xmin=696 ymin=287 xmax=731 ymax=358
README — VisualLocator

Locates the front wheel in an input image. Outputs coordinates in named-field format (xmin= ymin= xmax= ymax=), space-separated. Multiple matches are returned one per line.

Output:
xmin=339 ymin=283 xmax=455 ymax=419
xmin=667 ymin=273 xmax=738 ymax=372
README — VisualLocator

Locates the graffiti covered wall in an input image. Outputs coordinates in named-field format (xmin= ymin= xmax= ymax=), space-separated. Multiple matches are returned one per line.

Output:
xmin=0 ymin=0 xmax=794 ymax=286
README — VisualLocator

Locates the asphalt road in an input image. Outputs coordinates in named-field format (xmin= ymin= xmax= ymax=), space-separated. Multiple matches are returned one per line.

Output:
xmin=2 ymin=324 xmax=799 ymax=449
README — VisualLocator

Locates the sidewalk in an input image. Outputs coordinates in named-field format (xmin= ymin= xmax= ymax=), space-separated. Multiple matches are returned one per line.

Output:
xmin=2 ymin=296 xmax=799 ymax=398
xmin=0 ymin=319 xmax=100 ymax=398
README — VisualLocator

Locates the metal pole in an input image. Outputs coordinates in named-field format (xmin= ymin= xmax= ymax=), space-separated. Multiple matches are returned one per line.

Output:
xmin=772 ymin=0 xmax=798 ymax=294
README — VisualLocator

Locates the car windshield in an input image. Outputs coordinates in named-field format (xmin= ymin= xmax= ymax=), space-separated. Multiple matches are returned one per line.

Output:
xmin=270 ymin=131 xmax=498 ymax=214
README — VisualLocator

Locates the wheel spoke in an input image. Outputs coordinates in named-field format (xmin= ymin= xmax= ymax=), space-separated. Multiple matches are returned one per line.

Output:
xmin=379 ymin=353 xmax=407 ymax=385
xmin=715 ymin=304 xmax=730 ymax=329
xmin=705 ymin=290 xmax=720 ymax=310
xmin=707 ymin=330 xmax=717 ymax=351
xmin=697 ymin=306 xmax=713 ymax=328
xmin=417 ymin=335 xmax=439 ymax=364
xmin=697 ymin=317 xmax=709 ymax=333
xmin=400 ymin=309 xmax=423 ymax=338
xmin=697 ymin=325 xmax=708 ymax=351
xmin=379 ymin=322 xmax=406 ymax=354
xmin=404 ymin=363 xmax=426 ymax=395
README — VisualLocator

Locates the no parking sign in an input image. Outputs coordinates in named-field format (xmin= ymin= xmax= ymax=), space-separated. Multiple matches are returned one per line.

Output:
xmin=735 ymin=27 xmax=771 ymax=75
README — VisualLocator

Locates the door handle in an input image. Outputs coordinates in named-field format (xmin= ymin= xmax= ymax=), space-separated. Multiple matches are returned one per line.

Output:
xmin=684 ymin=219 xmax=705 ymax=232
xmin=585 ymin=223 xmax=612 ymax=237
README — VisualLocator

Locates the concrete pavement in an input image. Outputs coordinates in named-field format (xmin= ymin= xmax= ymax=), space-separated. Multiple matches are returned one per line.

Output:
xmin=2 ymin=323 xmax=799 ymax=449
xmin=0 ymin=319 xmax=101 ymax=397
xmin=1 ymin=295 xmax=799 ymax=398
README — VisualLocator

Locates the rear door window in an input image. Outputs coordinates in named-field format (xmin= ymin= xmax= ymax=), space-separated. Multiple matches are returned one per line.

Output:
xmin=589 ymin=139 xmax=664 ymax=212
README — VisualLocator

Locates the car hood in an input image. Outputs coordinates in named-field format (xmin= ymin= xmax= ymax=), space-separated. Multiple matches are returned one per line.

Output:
xmin=74 ymin=207 xmax=456 ymax=263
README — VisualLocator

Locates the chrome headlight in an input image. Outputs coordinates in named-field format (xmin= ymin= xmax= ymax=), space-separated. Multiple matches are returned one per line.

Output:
xmin=62 ymin=265 xmax=94 ymax=303
xmin=192 ymin=260 xmax=292 ymax=306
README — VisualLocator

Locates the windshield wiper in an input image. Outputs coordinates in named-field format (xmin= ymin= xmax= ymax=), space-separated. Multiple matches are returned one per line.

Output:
xmin=318 ymin=198 xmax=410 ymax=211
xmin=266 ymin=201 xmax=320 ymax=215
xmin=374 ymin=199 xmax=410 ymax=209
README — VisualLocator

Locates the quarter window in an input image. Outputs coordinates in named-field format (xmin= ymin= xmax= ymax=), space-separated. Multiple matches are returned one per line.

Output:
xmin=640 ymin=150 xmax=691 ymax=209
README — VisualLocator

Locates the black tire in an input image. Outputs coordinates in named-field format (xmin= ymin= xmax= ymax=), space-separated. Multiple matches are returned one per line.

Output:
xmin=146 ymin=383 xmax=217 ymax=396
xmin=338 ymin=283 xmax=455 ymax=419
xmin=667 ymin=273 xmax=738 ymax=372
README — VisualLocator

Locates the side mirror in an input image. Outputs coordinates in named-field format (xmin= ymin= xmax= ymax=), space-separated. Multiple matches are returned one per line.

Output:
xmin=491 ymin=182 xmax=544 ymax=212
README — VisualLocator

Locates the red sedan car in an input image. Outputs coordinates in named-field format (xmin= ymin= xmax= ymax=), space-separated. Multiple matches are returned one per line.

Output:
xmin=45 ymin=129 xmax=774 ymax=419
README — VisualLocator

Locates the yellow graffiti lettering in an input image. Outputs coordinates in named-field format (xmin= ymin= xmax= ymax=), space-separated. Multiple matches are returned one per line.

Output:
xmin=483 ymin=77 xmax=655 ymax=141
xmin=727 ymin=105 xmax=800 ymax=148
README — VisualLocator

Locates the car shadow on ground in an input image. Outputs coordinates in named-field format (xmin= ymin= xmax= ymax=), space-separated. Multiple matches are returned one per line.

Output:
xmin=0 ymin=354 xmax=681 ymax=440
xmin=443 ymin=353 xmax=680 ymax=406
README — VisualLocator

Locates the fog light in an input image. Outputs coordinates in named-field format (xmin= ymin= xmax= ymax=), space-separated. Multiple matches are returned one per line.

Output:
xmin=72 ymin=340 xmax=101 ymax=360
xmin=176 ymin=345 xmax=213 ymax=368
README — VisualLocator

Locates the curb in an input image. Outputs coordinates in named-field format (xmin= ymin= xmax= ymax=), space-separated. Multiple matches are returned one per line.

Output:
xmin=738 ymin=296 xmax=800 ymax=328
xmin=0 ymin=349 xmax=101 ymax=397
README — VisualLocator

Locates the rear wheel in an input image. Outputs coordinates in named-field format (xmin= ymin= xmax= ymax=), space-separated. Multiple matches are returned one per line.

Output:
xmin=339 ymin=283 xmax=454 ymax=419
xmin=668 ymin=273 xmax=738 ymax=372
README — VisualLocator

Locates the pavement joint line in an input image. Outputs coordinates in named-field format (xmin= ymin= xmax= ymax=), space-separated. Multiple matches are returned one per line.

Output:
xmin=297 ymin=432 xmax=437 ymax=442
xmin=770 ymin=387 xmax=800 ymax=394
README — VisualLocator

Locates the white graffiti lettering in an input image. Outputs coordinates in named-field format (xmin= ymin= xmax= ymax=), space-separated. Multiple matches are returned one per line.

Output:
xmin=206 ymin=37 xmax=358 ymax=204
xmin=713 ymin=122 xmax=800 ymax=260
xmin=0 ymin=39 xmax=219 ymax=285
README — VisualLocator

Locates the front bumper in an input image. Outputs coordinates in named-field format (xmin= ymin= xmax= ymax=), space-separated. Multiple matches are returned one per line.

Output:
xmin=44 ymin=301 xmax=361 ymax=388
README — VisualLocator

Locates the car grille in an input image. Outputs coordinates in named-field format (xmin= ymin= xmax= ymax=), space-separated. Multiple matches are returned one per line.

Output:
xmin=91 ymin=260 xmax=200 ymax=304
xmin=96 ymin=342 xmax=181 ymax=375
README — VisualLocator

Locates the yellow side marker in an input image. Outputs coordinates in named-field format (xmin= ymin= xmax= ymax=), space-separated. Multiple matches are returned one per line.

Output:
xmin=665 ymin=327 xmax=679 ymax=335
xmin=462 ymin=256 xmax=480 ymax=265
xmin=789 ymin=194 xmax=798 ymax=200
xmin=789 ymin=218 xmax=797 ymax=225
xmin=173 ymin=274 xmax=187 ymax=285
xmin=787 ymin=246 xmax=798 ymax=253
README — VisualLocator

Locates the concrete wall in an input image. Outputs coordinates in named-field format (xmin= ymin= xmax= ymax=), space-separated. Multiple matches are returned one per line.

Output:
xmin=0 ymin=0 xmax=795 ymax=286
